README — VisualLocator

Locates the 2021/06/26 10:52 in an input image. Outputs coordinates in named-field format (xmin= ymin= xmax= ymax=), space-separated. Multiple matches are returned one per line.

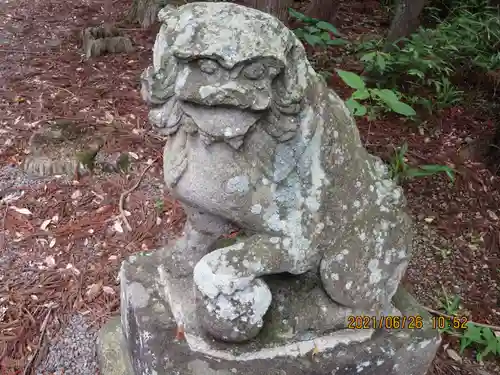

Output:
xmin=347 ymin=315 xmax=424 ymax=329
xmin=347 ymin=315 xmax=469 ymax=330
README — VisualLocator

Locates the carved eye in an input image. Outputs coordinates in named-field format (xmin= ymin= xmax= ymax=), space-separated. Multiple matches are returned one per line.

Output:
xmin=243 ymin=62 xmax=266 ymax=80
xmin=199 ymin=59 xmax=219 ymax=74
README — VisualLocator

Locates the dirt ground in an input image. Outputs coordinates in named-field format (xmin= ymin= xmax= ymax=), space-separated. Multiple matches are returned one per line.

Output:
xmin=0 ymin=0 xmax=499 ymax=374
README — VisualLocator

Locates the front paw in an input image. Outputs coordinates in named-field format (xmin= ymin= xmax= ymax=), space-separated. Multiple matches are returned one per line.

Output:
xmin=193 ymin=255 xmax=254 ymax=298
xmin=195 ymin=278 xmax=272 ymax=342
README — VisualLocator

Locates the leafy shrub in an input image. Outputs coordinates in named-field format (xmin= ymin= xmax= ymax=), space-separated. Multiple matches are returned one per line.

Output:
xmin=335 ymin=69 xmax=416 ymax=118
xmin=288 ymin=9 xmax=348 ymax=47
xmin=438 ymin=291 xmax=500 ymax=362
xmin=356 ymin=1 xmax=500 ymax=113
xmin=388 ymin=142 xmax=455 ymax=184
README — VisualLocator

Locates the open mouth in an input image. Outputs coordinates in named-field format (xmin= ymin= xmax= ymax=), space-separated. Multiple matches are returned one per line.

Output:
xmin=180 ymin=102 xmax=262 ymax=139
xmin=150 ymin=98 xmax=264 ymax=149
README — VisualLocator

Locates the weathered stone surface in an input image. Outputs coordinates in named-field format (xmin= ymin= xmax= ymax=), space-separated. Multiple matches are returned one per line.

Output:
xmin=82 ymin=25 xmax=133 ymax=59
xmin=141 ymin=1 xmax=413 ymax=343
xmin=97 ymin=250 xmax=440 ymax=375
xmin=97 ymin=3 xmax=441 ymax=374
xmin=22 ymin=120 xmax=139 ymax=178
xmin=97 ymin=317 xmax=133 ymax=375
xmin=22 ymin=120 xmax=103 ymax=178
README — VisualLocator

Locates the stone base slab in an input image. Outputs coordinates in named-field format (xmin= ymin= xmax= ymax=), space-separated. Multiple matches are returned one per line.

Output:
xmin=97 ymin=250 xmax=441 ymax=375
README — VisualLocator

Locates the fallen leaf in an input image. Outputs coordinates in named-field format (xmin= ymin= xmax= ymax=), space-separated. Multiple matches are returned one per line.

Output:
xmin=10 ymin=206 xmax=32 ymax=216
xmin=175 ymin=324 xmax=185 ymax=341
xmin=104 ymin=111 xmax=114 ymax=123
xmin=44 ymin=256 xmax=56 ymax=267
xmin=86 ymin=282 xmax=102 ymax=301
xmin=446 ymin=348 xmax=462 ymax=363
xmin=66 ymin=263 xmax=81 ymax=276
xmin=308 ymin=343 xmax=320 ymax=362
xmin=1 ymin=191 xmax=24 ymax=204
xmin=128 ymin=151 xmax=139 ymax=160
xmin=102 ymin=286 xmax=115 ymax=295
xmin=224 ymin=230 xmax=240 ymax=239
xmin=49 ymin=238 xmax=56 ymax=248
xmin=113 ymin=221 xmax=124 ymax=233
xmin=71 ymin=190 xmax=82 ymax=200
xmin=487 ymin=210 xmax=498 ymax=221
xmin=96 ymin=205 xmax=110 ymax=214
xmin=40 ymin=219 xmax=52 ymax=231
xmin=108 ymin=255 xmax=118 ymax=261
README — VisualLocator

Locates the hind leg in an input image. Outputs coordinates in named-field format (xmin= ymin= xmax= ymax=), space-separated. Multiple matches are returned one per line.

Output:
xmin=320 ymin=212 xmax=412 ymax=312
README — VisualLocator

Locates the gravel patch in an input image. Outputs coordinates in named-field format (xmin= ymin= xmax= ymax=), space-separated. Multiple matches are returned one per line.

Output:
xmin=35 ymin=314 xmax=100 ymax=375
xmin=0 ymin=165 xmax=41 ymax=192
xmin=0 ymin=165 xmax=52 ymax=265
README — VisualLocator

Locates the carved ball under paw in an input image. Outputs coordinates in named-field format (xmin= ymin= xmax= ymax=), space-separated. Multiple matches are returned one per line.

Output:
xmin=195 ymin=278 xmax=272 ymax=343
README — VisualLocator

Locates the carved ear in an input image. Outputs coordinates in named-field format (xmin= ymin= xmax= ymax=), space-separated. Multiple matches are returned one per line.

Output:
xmin=275 ymin=38 xmax=309 ymax=109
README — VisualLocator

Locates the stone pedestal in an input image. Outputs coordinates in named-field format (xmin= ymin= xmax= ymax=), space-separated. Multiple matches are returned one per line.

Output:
xmin=97 ymin=250 xmax=440 ymax=375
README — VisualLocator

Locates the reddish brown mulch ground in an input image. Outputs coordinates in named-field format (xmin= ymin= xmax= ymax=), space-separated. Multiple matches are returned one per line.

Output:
xmin=0 ymin=0 xmax=499 ymax=374
xmin=0 ymin=0 xmax=184 ymax=371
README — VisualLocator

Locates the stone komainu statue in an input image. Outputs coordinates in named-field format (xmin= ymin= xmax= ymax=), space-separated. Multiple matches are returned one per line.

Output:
xmin=141 ymin=2 xmax=412 ymax=343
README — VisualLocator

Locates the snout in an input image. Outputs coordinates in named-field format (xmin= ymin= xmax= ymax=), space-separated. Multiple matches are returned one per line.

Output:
xmin=177 ymin=83 xmax=272 ymax=112
xmin=180 ymin=101 xmax=262 ymax=139
xmin=174 ymin=65 xmax=273 ymax=112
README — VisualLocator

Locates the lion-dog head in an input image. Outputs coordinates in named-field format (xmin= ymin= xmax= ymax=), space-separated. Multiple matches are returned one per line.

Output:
xmin=141 ymin=2 xmax=324 ymax=231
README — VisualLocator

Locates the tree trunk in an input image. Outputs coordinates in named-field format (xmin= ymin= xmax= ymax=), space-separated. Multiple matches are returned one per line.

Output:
xmin=128 ymin=0 xmax=292 ymax=28
xmin=240 ymin=0 xmax=294 ymax=23
xmin=127 ymin=0 xmax=166 ymax=29
xmin=385 ymin=0 xmax=426 ymax=48
xmin=305 ymin=0 xmax=340 ymax=24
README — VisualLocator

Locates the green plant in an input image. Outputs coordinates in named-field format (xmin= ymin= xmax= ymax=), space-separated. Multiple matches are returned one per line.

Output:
xmin=460 ymin=322 xmax=500 ymax=361
xmin=474 ymin=51 xmax=500 ymax=71
xmin=433 ymin=77 xmax=464 ymax=110
xmin=154 ymin=198 xmax=164 ymax=212
xmin=388 ymin=142 xmax=455 ymax=184
xmin=354 ymin=1 xmax=500 ymax=113
xmin=438 ymin=287 xmax=462 ymax=334
xmin=288 ymin=9 xmax=348 ymax=47
xmin=116 ymin=152 xmax=131 ymax=174
xmin=335 ymin=69 xmax=416 ymax=118
xmin=435 ymin=291 xmax=500 ymax=361
xmin=359 ymin=50 xmax=392 ymax=74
